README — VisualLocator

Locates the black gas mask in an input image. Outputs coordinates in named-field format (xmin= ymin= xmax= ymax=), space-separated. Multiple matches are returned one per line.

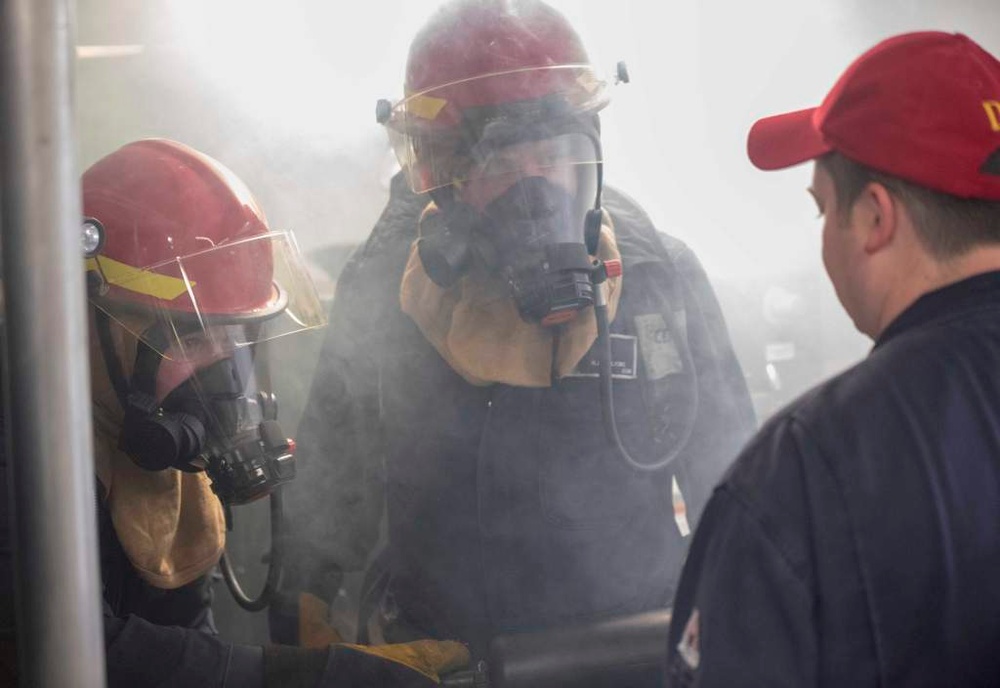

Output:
xmin=97 ymin=314 xmax=295 ymax=506
xmin=417 ymin=128 xmax=605 ymax=326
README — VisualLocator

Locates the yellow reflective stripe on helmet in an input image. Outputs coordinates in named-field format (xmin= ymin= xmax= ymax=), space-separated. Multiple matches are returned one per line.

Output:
xmin=86 ymin=256 xmax=192 ymax=301
xmin=408 ymin=94 xmax=448 ymax=121
xmin=576 ymin=70 xmax=602 ymax=94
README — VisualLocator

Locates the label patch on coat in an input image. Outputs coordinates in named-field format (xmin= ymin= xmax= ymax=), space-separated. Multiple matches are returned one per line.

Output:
xmin=635 ymin=313 xmax=683 ymax=380
xmin=672 ymin=476 xmax=691 ymax=538
xmin=677 ymin=608 xmax=701 ymax=670
xmin=566 ymin=334 xmax=638 ymax=379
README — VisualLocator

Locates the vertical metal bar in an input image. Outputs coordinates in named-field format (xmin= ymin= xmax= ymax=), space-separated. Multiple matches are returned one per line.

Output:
xmin=0 ymin=0 xmax=107 ymax=684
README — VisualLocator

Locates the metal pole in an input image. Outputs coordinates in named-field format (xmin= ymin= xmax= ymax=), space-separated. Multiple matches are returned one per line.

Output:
xmin=0 ymin=0 xmax=107 ymax=684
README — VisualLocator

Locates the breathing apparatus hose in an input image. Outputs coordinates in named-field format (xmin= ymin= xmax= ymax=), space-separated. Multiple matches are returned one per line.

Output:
xmin=219 ymin=487 xmax=285 ymax=612
xmin=592 ymin=261 xmax=699 ymax=472
xmin=440 ymin=608 xmax=671 ymax=688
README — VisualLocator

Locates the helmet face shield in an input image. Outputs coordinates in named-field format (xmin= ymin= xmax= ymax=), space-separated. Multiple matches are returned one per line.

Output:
xmin=385 ymin=65 xmax=610 ymax=194
xmin=88 ymin=230 xmax=325 ymax=360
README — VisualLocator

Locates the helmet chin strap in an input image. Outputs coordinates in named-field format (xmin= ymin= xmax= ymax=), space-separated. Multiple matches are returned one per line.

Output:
xmin=94 ymin=312 xmax=207 ymax=473
xmin=94 ymin=308 xmax=135 ymax=411
xmin=583 ymin=119 xmax=605 ymax=254
xmin=93 ymin=310 xmax=173 ymax=407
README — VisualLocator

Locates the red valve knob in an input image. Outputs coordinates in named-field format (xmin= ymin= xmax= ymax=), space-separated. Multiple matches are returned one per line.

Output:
xmin=604 ymin=259 xmax=623 ymax=278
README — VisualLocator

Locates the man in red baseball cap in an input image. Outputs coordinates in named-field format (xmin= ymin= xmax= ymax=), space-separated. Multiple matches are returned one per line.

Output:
xmin=666 ymin=31 xmax=1000 ymax=686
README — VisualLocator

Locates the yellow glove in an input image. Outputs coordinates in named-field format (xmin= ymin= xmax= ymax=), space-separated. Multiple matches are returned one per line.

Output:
xmin=339 ymin=640 xmax=471 ymax=683
xmin=298 ymin=591 xmax=344 ymax=648
xmin=297 ymin=593 xmax=469 ymax=681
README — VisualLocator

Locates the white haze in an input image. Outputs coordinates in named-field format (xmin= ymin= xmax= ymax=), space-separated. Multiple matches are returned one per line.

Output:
xmin=75 ymin=0 xmax=1000 ymax=644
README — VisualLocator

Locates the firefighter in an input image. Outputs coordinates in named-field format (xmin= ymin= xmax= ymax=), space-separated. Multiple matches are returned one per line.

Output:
xmin=278 ymin=0 xmax=756 ymax=658
xmin=1 ymin=138 xmax=469 ymax=687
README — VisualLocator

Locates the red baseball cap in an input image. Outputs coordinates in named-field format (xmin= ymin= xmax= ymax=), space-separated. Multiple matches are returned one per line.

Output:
xmin=747 ymin=31 xmax=1000 ymax=200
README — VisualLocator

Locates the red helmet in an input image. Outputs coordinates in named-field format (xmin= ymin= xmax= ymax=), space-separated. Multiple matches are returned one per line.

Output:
xmin=381 ymin=0 xmax=612 ymax=194
xmin=83 ymin=139 xmax=325 ymax=358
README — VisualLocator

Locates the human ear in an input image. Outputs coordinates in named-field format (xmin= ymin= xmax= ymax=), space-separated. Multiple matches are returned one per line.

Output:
xmin=860 ymin=182 xmax=896 ymax=254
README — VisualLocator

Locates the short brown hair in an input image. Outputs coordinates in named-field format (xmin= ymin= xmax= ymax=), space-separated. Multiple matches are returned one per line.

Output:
xmin=817 ymin=152 xmax=1000 ymax=259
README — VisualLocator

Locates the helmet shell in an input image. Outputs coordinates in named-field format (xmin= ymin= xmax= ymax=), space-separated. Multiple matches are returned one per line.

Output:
xmin=386 ymin=0 xmax=609 ymax=193
xmin=404 ymin=0 xmax=595 ymax=124
xmin=83 ymin=138 xmax=278 ymax=319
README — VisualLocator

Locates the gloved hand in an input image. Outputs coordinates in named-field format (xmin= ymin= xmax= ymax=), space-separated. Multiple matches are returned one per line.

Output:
xmin=268 ymin=590 xmax=343 ymax=647
xmin=268 ymin=552 xmax=344 ymax=645
xmin=300 ymin=592 xmax=344 ymax=648
xmin=334 ymin=639 xmax=470 ymax=683
xmin=264 ymin=639 xmax=470 ymax=688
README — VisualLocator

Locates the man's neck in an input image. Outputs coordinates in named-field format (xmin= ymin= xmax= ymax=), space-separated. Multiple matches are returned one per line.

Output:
xmin=874 ymin=245 xmax=1000 ymax=337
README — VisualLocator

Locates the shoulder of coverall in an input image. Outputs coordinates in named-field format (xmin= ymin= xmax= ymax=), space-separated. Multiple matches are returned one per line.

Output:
xmin=690 ymin=272 xmax=1000 ymax=687
xmin=602 ymin=184 xmax=693 ymax=270
xmin=311 ymin=171 xmax=424 ymax=328
xmin=708 ymin=269 xmax=1000 ymax=584
xmin=322 ymin=171 xmax=428 ymax=336
xmin=353 ymin=171 xmax=428 ymax=267
xmin=707 ymin=395 xmax=821 ymax=580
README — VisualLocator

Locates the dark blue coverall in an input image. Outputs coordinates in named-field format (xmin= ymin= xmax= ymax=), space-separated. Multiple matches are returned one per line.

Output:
xmin=668 ymin=271 xmax=1000 ymax=687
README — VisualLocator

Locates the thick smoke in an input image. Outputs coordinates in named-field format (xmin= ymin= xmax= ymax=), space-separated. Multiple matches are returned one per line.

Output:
xmin=75 ymin=0 xmax=1000 ymax=645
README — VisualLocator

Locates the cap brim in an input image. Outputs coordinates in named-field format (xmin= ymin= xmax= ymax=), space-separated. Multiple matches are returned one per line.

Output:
xmin=747 ymin=107 xmax=832 ymax=170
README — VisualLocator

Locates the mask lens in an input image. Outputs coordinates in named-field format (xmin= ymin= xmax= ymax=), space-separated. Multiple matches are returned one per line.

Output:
xmin=155 ymin=325 xmax=250 ymax=401
xmin=159 ymin=345 xmax=261 ymax=441
xmin=466 ymin=132 xmax=596 ymax=184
